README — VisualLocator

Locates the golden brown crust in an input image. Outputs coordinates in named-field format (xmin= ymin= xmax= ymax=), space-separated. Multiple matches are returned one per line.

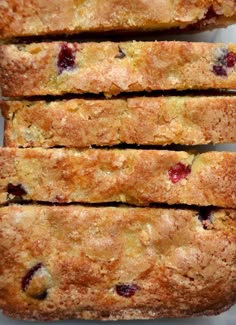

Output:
xmin=0 ymin=148 xmax=235 ymax=207
xmin=2 ymin=96 xmax=236 ymax=147
xmin=1 ymin=41 xmax=236 ymax=97
xmin=0 ymin=0 xmax=236 ymax=39
xmin=0 ymin=205 xmax=235 ymax=320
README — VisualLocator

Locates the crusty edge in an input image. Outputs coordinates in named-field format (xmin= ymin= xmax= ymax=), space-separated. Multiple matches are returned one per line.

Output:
xmin=0 ymin=205 xmax=235 ymax=320
xmin=2 ymin=301 xmax=235 ymax=321
xmin=0 ymin=0 xmax=236 ymax=39
xmin=1 ymin=102 xmax=11 ymax=147
xmin=0 ymin=148 xmax=236 ymax=207
xmin=2 ymin=97 xmax=236 ymax=147
xmin=1 ymin=42 xmax=236 ymax=96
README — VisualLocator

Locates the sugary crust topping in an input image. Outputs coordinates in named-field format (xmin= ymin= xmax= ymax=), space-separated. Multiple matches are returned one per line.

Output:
xmin=1 ymin=41 xmax=236 ymax=96
xmin=0 ymin=148 xmax=235 ymax=207
xmin=0 ymin=205 xmax=235 ymax=320
xmin=0 ymin=0 xmax=236 ymax=38
xmin=2 ymin=96 xmax=236 ymax=147
xmin=0 ymin=2 xmax=235 ymax=323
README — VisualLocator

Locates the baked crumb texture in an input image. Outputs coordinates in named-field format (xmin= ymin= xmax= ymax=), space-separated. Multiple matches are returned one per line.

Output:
xmin=0 ymin=0 xmax=236 ymax=39
xmin=0 ymin=205 xmax=235 ymax=321
xmin=0 ymin=148 xmax=235 ymax=207
xmin=1 ymin=42 xmax=236 ymax=97
xmin=2 ymin=96 xmax=236 ymax=147
xmin=0 ymin=2 xmax=236 ymax=321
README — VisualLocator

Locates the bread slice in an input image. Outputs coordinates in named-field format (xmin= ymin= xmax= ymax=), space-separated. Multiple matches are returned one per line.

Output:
xmin=0 ymin=148 xmax=235 ymax=207
xmin=0 ymin=0 xmax=236 ymax=39
xmin=2 ymin=96 xmax=236 ymax=147
xmin=0 ymin=204 xmax=235 ymax=321
xmin=1 ymin=41 xmax=236 ymax=97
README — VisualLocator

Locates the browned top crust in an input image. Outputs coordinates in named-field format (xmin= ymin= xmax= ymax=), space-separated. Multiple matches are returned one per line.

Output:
xmin=0 ymin=148 xmax=235 ymax=207
xmin=2 ymin=96 xmax=236 ymax=147
xmin=0 ymin=0 xmax=236 ymax=39
xmin=1 ymin=41 xmax=236 ymax=97
xmin=0 ymin=205 xmax=235 ymax=321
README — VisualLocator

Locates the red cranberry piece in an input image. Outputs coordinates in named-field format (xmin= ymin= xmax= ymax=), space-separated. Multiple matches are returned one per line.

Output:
xmin=22 ymin=263 xmax=43 ymax=292
xmin=7 ymin=183 xmax=27 ymax=197
xmin=116 ymin=284 xmax=139 ymax=298
xmin=22 ymin=263 xmax=51 ymax=300
xmin=212 ymin=50 xmax=236 ymax=76
xmin=213 ymin=65 xmax=227 ymax=76
xmin=168 ymin=162 xmax=191 ymax=184
xmin=225 ymin=52 xmax=236 ymax=68
xmin=198 ymin=208 xmax=213 ymax=230
xmin=204 ymin=6 xmax=218 ymax=20
xmin=57 ymin=43 xmax=76 ymax=74
xmin=115 ymin=46 xmax=126 ymax=59
xmin=193 ymin=6 xmax=218 ymax=29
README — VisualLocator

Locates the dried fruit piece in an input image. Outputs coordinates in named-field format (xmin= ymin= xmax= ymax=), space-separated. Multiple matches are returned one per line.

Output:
xmin=115 ymin=46 xmax=126 ymax=59
xmin=7 ymin=183 xmax=27 ymax=197
xmin=193 ymin=6 xmax=218 ymax=29
xmin=225 ymin=52 xmax=236 ymax=68
xmin=22 ymin=263 xmax=43 ymax=292
xmin=197 ymin=208 xmax=213 ymax=230
xmin=204 ymin=6 xmax=218 ymax=20
xmin=213 ymin=50 xmax=236 ymax=76
xmin=168 ymin=163 xmax=191 ymax=184
xmin=213 ymin=65 xmax=227 ymax=76
xmin=57 ymin=43 xmax=76 ymax=74
xmin=115 ymin=284 xmax=139 ymax=298
xmin=22 ymin=263 xmax=51 ymax=300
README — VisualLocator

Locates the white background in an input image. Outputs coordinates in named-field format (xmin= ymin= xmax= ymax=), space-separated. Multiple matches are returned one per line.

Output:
xmin=0 ymin=25 xmax=235 ymax=324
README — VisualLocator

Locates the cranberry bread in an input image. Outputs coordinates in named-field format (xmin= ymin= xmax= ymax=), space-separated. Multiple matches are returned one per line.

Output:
xmin=0 ymin=205 xmax=235 ymax=321
xmin=1 ymin=42 xmax=236 ymax=97
xmin=0 ymin=0 xmax=236 ymax=39
xmin=1 ymin=148 xmax=235 ymax=207
xmin=2 ymin=96 xmax=236 ymax=148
